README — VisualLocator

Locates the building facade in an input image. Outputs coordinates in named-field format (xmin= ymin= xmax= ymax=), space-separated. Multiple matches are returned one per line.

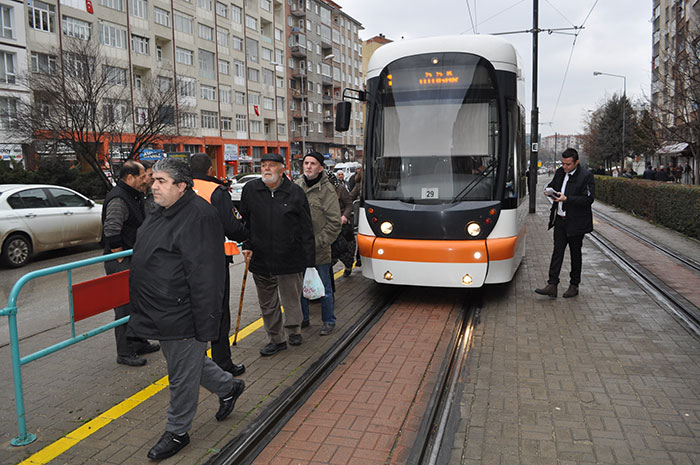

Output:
xmin=16 ymin=0 xmax=293 ymax=177
xmin=285 ymin=0 xmax=362 ymax=174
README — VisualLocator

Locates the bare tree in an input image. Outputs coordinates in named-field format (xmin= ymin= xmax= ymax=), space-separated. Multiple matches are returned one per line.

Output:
xmin=13 ymin=37 xmax=187 ymax=190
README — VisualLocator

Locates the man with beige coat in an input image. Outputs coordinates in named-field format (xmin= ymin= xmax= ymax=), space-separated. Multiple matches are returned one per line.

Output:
xmin=296 ymin=152 xmax=342 ymax=335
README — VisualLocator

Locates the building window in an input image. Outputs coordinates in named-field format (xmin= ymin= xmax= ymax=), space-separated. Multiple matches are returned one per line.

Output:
xmin=218 ymin=59 xmax=230 ymax=74
xmin=260 ymin=0 xmax=270 ymax=11
xmin=177 ymin=76 xmax=196 ymax=97
xmin=221 ymin=116 xmax=232 ymax=130
xmin=231 ymin=4 xmax=242 ymax=24
xmin=197 ymin=0 xmax=212 ymax=10
xmin=199 ymin=49 xmax=215 ymax=79
xmin=200 ymin=84 xmax=216 ymax=100
xmin=198 ymin=23 xmax=213 ymax=41
xmin=247 ymin=67 xmax=258 ymax=82
xmin=0 ymin=51 xmax=15 ymax=84
xmin=217 ymin=27 xmax=228 ymax=47
xmin=131 ymin=34 xmax=150 ymax=55
xmin=263 ymin=96 xmax=273 ymax=110
xmin=60 ymin=16 xmax=89 ymax=40
xmin=154 ymin=7 xmax=170 ymax=26
xmin=235 ymin=114 xmax=246 ymax=132
xmin=277 ymin=123 xmax=285 ymax=135
xmin=103 ymin=99 xmax=129 ymax=124
xmin=103 ymin=65 xmax=127 ymax=85
xmin=216 ymin=1 xmax=227 ymax=17
xmin=176 ymin=47 xmax=194 ymax=65
xmin=174 ymin=12 xmax=193 ymax=34
xmin=130 ymin=0 xmax=147 ymax=19
xmin=134 ymin=74 xmax=142 ymax=90
xmin=28 ymin=0 xmax=55 ymax=32
xmin=134 ymin=107 xmax=148 ymax=124
xmin=275 ymin=27 xmax=282 ymax=41
xmin=232 ymin=35 xmax=243 ymax=51
xmin=276 ymin=96 xmax=284 ymax=109
xmin=0 ymin=96 xmax=18 ymax=129
xmin=99 ymin=0 xmax=124 ymax=12
xmin=220 ymin=85 xmax=231 ymax=104
xmin=250 ymin=119 xmax=261 ymax=133
xmin=99 ymin=22 xmax=127 ymax=49
xmin=245 ymin=14 xmax=257 ymax=30
xmin=31 ymin=52 xmax=57 ymax=74
xmin=262 ymin=68 xmax=274 ymax=86
xmin=246 ymin=37 xmax=258 ymax=62
xmin=233 ymin=59 xmax=245 ymax=85
xmin=248 ymin=92 xmax=260 ymax=105
xmin=157 ymin=75 xmax=172 ymax=91
xmin=0 ymin=6 xmax=13 ymax=39
xmin=201 ymin=110 xmax=218 ymax=128
xmin=180 ymin=112 xmax=197 ymax=128
xmin=261 ymin=47 xmax=273 ymax=62
xmin=235 ymin=91 xmax=245 ymax=105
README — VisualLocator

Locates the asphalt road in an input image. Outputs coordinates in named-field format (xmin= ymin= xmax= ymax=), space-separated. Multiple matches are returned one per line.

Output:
xmin=0 ymin=243 xmax=104 ymax=347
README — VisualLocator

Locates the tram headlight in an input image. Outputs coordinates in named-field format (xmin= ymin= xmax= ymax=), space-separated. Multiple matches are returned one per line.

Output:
xmin=380 ymin=221 xmax=393 ymax=235
xmin=384 ymin=271 xmax=394 ymax=281
xmin=461 ymin=274 xmax=473 ymax=285
xmin=466 ymin=222 xmax=481 ymax=237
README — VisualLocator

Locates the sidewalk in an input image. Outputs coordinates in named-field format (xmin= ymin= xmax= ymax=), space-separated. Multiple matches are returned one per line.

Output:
xmin=451 ymin=198 xmax=700 ymax=464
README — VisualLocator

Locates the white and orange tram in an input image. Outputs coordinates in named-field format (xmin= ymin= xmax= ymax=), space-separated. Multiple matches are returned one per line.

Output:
xmin=338 ymin=35 xmax=528 ymax=287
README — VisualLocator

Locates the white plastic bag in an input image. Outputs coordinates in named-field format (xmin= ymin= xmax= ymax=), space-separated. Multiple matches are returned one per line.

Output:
xmin=303 ymin=267 xmax=325 ymax=300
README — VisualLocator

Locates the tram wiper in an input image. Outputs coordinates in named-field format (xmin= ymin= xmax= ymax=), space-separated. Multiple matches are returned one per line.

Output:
xmin=451 ymin=161 xmax=497 ymax=203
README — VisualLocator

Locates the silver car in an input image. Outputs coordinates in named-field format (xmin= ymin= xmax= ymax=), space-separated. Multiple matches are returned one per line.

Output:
xmin=0 ymin=184 xmax=103 ymax=268
xmin=230 ymin=174 xmax=262 ymax=206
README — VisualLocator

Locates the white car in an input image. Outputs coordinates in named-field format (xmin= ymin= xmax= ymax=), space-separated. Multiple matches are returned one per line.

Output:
xmin=0 ymin=184 xmax=103 ymax=268
xmin=230 ymin=174 xmax=262 ymax=205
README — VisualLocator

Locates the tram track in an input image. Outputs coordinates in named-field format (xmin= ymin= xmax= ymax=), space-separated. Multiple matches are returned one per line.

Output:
xmin=204 ymin=286 xmax=400 ymax=465
xmin=588 ymin=230 xmax=700 ymax=338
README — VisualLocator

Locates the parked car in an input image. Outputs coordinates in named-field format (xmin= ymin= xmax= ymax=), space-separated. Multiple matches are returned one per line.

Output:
xmin=0 ymin=184 xmax=103 ymax=268
xmin=230 ymin=174 xmax=262 ymax=206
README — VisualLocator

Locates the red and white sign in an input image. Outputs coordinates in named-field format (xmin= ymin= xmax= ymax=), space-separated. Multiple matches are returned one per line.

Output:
xmin=86 ymin=0 xmax=94 ymax=13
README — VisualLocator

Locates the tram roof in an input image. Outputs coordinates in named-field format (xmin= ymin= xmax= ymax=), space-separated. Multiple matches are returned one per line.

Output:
xmin=366 ymin=35 xmax=521 ymax=79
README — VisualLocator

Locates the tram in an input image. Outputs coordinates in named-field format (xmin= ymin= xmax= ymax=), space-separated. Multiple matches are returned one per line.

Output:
xmin=336 ymin=35 xmax=528 ymax=287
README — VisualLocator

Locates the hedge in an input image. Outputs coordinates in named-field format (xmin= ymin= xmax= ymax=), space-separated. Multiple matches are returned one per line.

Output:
xmin=594 ymin=175 xmax=700 ymax=240
xmin=0 ymin=158 xmax=109 ymax=199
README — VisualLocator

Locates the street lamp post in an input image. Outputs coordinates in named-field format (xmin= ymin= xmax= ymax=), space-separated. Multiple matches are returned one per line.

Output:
xmin=593 ymin=71 xmax=627 ymax=171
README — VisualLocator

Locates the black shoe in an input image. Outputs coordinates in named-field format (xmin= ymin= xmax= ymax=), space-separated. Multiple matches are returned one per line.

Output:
xmin=117 ymin=354 xmax=147 ymax=367
xmin=225 ymin=363 xmax=246 ymax=377
xmin=135 ymin=342 xmax=160 ymax=355
xmin=356 ymin=258 xmax=361 ymax=266
xmin=147 ymin=431 xmax=190 ymax=460
xmin=289 ymin=334 xmax=302 ymax=346
xmin=301 ymin=319 xmax=310 ymax=328
xmin=343 ymin=268 xmax=352 ymax=277
xmin=259 ymin=342 xmax=287 ymax=356
xmin=216 ymin=379 xmax=245 ymax=421
xmin=563 ymin=285 xmax=579 ymax=298
xmin=534 ymin=283 xmax=558 ymax=298
xmin=319 ymin=323 xmax=335 ymax=336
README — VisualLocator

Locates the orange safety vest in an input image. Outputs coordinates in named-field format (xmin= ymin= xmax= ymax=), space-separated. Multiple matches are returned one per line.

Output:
xmin=193 ymin=179 xmax=240 ymax=256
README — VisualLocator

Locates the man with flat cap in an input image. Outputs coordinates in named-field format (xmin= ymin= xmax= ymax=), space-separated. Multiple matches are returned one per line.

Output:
xmin=239 ymin=153 xmax=315 ymax=356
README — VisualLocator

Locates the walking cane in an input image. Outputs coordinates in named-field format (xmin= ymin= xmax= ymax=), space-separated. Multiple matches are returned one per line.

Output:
xmin=233 ymin=258 xmax=249 ymax=345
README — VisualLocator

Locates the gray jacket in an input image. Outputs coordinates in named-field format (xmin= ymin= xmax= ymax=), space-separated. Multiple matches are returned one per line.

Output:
xmin=296 ymin=174 xmax=341 ymax=266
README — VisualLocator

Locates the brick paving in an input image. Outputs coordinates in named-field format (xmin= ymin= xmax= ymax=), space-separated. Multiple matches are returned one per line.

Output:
xmin=451 ymin=200 xmax=700 ymax=465
xmin=255 ymin=290 xmax=461 ymax=465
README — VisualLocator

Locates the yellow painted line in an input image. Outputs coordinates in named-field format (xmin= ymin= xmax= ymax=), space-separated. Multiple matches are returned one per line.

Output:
xmin=18 ymin=264 xmax=353 ymax=465
xmin=18 ymin=317 xmax=263 ymax=465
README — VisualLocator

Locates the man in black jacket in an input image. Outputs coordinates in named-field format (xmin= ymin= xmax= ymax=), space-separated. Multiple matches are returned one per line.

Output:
xmin=102 ymin=160 xmax=159 ymax=367
xmin=239 ymin=153 xmax=315 ymax=356
xmin=129 ymin=158 xmax=245 ymax=461
xmin=535 ymin=148 xmax=595 ymax=299
xmin=191 ymin=154 xmax=248 ymax=377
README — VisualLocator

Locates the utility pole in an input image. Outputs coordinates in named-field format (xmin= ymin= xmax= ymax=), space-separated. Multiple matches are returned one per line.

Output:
xmin=529 ymin=0 xmax=539 ymax=214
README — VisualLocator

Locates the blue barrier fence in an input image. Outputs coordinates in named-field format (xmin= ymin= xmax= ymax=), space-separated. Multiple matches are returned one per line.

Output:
xmin=0 ymin=250 xmax=132 ymax=446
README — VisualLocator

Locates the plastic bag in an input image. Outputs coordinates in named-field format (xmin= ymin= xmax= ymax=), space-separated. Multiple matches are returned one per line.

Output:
xmin=303 ymin=267 xmax=325 ymax=300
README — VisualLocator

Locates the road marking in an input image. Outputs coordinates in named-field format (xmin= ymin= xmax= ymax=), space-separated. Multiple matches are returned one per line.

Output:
xmin=18 ymin=266 xmax=349 ymax=464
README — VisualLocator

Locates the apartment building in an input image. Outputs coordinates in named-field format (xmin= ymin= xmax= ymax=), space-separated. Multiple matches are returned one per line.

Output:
xmin=361 ymin=33 xmax=390 ymax=83
xmin=540 ymin=134 xmax=583 ymax=155
xmin=285 ymin=0 xmax=362 ymax=172
xmin=0 ymin=0 xmax=28 ymax=165
xmin=22 ymin=0 xmax=289 ymax=177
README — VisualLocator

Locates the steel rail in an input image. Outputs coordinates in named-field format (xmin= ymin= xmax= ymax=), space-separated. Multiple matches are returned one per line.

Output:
xmin=204 ymin=287 xmax=399 ymax=465
xmin=589 ymin=231 xmax=700 ymax=338
xmin=406 ymin=291 xmax=481 ymax=465
xmin=593 ymin=208 xmax=700 ymax=274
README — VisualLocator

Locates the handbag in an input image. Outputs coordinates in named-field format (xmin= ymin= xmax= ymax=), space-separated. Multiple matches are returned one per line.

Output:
xmin=303 ymin=267 xmax=325 ymax=299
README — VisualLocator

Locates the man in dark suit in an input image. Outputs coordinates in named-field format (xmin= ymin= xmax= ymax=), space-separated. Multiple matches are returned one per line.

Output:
xmin=535 ymin=148 xmax=595 ymax=299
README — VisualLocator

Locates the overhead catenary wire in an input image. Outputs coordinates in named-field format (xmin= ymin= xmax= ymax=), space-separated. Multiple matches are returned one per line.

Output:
xmin=464 ymin=0 xmax=476 ymax=34
xmin=461 ymin=0 xmax=525 ymax=34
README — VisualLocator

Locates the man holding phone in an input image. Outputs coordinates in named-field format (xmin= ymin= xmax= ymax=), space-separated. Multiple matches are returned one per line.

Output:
xmin=536 ymin=148 xmax=595 ymax=298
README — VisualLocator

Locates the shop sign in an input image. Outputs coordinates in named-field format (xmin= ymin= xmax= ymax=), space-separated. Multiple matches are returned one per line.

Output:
xmin=224 ymin=144 xmax=238 ymax=161
xmin=0 ymin=144 xmax=23 ymax=161
xmin=139 ymin=148 xmax=164 ymax=160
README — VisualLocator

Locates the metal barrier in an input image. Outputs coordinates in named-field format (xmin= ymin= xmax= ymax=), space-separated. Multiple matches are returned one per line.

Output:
xmin=0 ymin=250 xmax=132 ymax=446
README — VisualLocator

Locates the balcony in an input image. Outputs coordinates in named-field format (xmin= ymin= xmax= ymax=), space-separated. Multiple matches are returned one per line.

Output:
xmin=290 ymin=3 xmax=305 ymax=17
xmin=323 ymin=115 xmax=333 ymax=123
xmin=322 ymin=94 xmax=332 ymax=102
xmin=321 ymin=75 xmax=333 ymax=86
xmin=291 ymin=45 xmax=307 ymax=57
xmin=292 ymin=89 xmax=307 ymax=99
xmin=320 ymin=34 xmax=332 ymax=48
xmin=291 ymin=67 xmax=306 ymax=78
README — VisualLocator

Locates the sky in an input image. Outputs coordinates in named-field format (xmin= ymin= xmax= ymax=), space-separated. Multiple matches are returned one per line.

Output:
xmin=340 ymin=0 xmax=652 ymax=137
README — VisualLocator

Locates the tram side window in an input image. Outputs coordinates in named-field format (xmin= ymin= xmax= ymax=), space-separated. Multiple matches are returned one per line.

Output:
xmin=505 ymin=100 xmax=516 ymax=200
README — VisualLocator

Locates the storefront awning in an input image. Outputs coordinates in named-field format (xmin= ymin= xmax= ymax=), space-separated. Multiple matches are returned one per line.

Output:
xmin=656 ymin=142 xmax=689 ymax=155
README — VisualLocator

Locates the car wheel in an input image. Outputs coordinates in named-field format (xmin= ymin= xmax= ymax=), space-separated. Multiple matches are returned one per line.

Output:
xmin=1 ymin=234 xmax=32 ymax=268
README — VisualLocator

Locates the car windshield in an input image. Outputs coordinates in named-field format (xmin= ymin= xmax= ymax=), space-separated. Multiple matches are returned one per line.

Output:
xmin=369 ymin=53 xmax=500 ymax=203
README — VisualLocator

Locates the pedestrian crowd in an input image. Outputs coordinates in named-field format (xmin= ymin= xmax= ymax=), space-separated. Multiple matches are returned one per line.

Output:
xmin=101 ymin=153 xmax=359 ymax=460
xmin=594 ymin=162 xmax=694 ymax=184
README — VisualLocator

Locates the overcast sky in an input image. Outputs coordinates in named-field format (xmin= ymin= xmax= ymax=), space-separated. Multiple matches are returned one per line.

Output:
xmin=340 ymin=0 xmax=652 ymax=137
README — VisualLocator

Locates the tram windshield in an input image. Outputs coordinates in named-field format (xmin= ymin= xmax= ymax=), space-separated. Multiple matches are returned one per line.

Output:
xmin=370 ymin=53 xmax=500 ymax=203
